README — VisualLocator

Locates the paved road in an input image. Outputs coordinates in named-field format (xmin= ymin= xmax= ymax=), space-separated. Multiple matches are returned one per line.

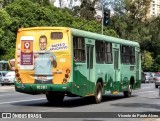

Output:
xmin=0 ymin=83 xmax=159 ymax=121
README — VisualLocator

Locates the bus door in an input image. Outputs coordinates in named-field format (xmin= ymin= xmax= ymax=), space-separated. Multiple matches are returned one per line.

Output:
xmin=86 ymin=39 xmax=95 ymax=95
xmin=73 ymin=37 xmax=94 ymax=96
xmin=113 ymin=44 xmax=120 ymax=92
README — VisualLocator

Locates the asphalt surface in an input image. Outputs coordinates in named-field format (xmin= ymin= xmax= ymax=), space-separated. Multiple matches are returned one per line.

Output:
xmin=0 ymin=83 xmax=160 ymax=121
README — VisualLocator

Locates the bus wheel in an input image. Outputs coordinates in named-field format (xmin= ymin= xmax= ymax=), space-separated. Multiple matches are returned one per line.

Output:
xmin=94 ymin=82 xmax=103 ymax=103
xmin=1 ymin=84 xmax=4 ymax=86
xmin=46 ymin=93 xmax=64 ymax=104
xmin=123 ymin=85 xmax=132 ymax=97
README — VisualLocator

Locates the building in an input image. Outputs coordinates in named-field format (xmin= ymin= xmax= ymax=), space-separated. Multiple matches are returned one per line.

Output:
xmin=148 ymin=0 xmax=160 ymax=18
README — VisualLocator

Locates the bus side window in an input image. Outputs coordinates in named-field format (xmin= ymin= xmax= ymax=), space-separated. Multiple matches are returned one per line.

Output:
xmin=73 ymin=36 xmax=85 ymax=62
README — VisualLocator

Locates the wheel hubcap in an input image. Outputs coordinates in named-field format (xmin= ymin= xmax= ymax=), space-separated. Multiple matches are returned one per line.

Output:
xmin=97 ymin=88 xmax=101 ymax=100
xmin=129 ymin=85 xmax=132 ymax=94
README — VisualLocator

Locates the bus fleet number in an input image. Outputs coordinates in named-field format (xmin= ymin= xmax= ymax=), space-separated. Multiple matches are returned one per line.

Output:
xmin=37 ymin=85 xmax=47 ymax=90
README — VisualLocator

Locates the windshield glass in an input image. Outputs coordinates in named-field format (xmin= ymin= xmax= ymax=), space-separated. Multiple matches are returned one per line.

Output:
xmin=6 ymin=72 xmax=15 ymax=76
xmin=154 ymin=74 xmax=160 ymax=77
xmin=0 ymin=63 xmax=9 ymax=71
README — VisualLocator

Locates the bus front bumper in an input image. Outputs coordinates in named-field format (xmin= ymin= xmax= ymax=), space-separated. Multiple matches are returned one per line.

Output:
xmin=15 ymin=82 xmax=71 ymax=94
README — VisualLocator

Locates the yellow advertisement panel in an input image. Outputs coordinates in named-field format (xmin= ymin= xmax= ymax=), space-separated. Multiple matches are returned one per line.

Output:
xmin=15 ymin=29 xmax=71 ymax=84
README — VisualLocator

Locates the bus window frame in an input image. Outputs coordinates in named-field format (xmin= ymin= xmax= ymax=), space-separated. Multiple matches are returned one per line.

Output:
xmin=73 ymin=36 xmax=86 ymax=63
xmin=95 ymin=40 xmax=104 ymax=64
xmin=121 ymin=45 xmax=136 ymax=64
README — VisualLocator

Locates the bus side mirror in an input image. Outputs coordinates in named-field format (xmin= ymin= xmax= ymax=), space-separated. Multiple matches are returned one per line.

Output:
xmin=8 ymin=59 xmax=15 ymax=71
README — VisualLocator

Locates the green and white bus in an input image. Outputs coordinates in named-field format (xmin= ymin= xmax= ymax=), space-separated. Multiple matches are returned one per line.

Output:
xmin=13 ymin=27 xmax=141 ymax=103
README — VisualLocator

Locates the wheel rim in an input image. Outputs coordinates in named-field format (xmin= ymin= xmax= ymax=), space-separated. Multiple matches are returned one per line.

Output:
xmin=128 ymin=85 xmax=132 ymax=95
xmin=97 ymin=90 xmax=101 ymax=100
xmin=96 ymin=85 xmax=102 ymax=102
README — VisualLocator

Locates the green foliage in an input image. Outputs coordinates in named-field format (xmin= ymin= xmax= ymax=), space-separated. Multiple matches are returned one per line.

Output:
xmin=0 ymin=0 xmax=14 ymax=8
xmin=0 ymin=9 xmax=13 ymax=59
xmin=76 ymin=0 xmax=97 ymax=20
xmin=1 ymin=0 xmax=160 ymax=73
xmin=103 ymin=28 xmax=119 ymax=37
xmin=152 ymin=55 xmax=160 ymax=72
xmin=0 ymin=0 xmax=118 ymax=60
xmin=148 ymin=17 xmax=160 ymax=57
xmin=142 ymin=50 xmax=154 ymax=71
xmin=110 ymin=0 xmax=159 ymax=71
xmin=122 ymin=0 xmax=152 ymax=20
xmin=1 ymin=47 xmax=15 ymax=60
xmin=110 ymin=15 xmax=128 ymax=39
xmin=30 ymin=0 xmax=50 ymax=5
xmin=0 ymin=9 xmax=11 ymax=28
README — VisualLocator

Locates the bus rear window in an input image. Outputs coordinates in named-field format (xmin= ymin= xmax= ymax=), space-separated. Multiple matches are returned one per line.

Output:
xmin=51 ymin=32 xmax=63 ymax=39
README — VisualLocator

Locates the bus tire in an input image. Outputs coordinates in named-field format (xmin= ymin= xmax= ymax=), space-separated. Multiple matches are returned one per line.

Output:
xmin=155 ymin=85 xmax=158 ymax=88
xmin=46 ymin=93 xmax=64 ymax=104
xmin=1 ymin=84 xmax=4 ymax=86
xmin=94 ymin=82 xmax=103 ymax=103
xmin=123 ymin=85 xmax=132 ymax=97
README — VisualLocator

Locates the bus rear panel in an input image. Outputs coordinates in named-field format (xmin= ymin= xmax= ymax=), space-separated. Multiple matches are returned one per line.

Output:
xmin=15 ymin=27 xmax=72 ymax=95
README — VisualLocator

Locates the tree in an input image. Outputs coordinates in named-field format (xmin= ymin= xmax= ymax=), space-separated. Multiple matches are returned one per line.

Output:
xmin=79 ymin=0 xmax=96 ymax=20
xmin=148 ymin=16 xmax=160 ymax=58
xmin=152 ymin=55 xmax=160 ymax=72
xmin=0 ymin=0 xmax=118 ymax=60
xmin=142 ymin=50 xmax=154 ymax=71
xmin=124 ymin=0 xmax=151 ymax=20
xmin=109 ymin=0 xmax=152 ymax=44
xmin=0 ymin=9 xmax=13 ymax=59
xmin=0 ymin=0 xmax=14 ymax=8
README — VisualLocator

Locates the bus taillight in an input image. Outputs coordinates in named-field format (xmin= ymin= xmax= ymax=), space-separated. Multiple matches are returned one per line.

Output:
xmin=15 ymin=69 xmax=19 ymax=73
xmin=16 ymin=73 xmax=20 ymax=77
xmin=17 ymin=77 xmax=22 ymax=83
xmin=62 ymin=78 xmax=67 ymax=84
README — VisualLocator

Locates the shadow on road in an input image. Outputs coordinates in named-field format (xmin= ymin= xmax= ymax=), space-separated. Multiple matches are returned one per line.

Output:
xmin=83 ymin=120 xmax=103 ymax=121
xmin=12 ymin=94 xmax=137 ymax=108
xmin=111 ymin=102 xmax=160 ymax=110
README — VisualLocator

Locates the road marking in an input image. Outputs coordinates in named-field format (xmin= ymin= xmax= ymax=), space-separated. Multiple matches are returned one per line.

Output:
xmin=0 ymin=93 xmax=20 ymax=97
xmin=0 ymin=86 xmax=14 ymax=89
xmin=0 ymin=98 xmax=46 ymax=105
xmin=40 ymin=108 xmax=63 ymax=112
xmin=138 ymin=91 xmax=157 ymax=94
xmin=0 ymin=86 xmax=15 ymax=92
xmin=141 ymin=87 xmax=151 ymax=89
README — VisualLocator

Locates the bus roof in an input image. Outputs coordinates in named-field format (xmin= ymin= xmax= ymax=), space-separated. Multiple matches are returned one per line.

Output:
xmin=18 ymin=27 xmax=139 ymax=47
xmin=71 ymin=28 xmax=139 ymax=47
